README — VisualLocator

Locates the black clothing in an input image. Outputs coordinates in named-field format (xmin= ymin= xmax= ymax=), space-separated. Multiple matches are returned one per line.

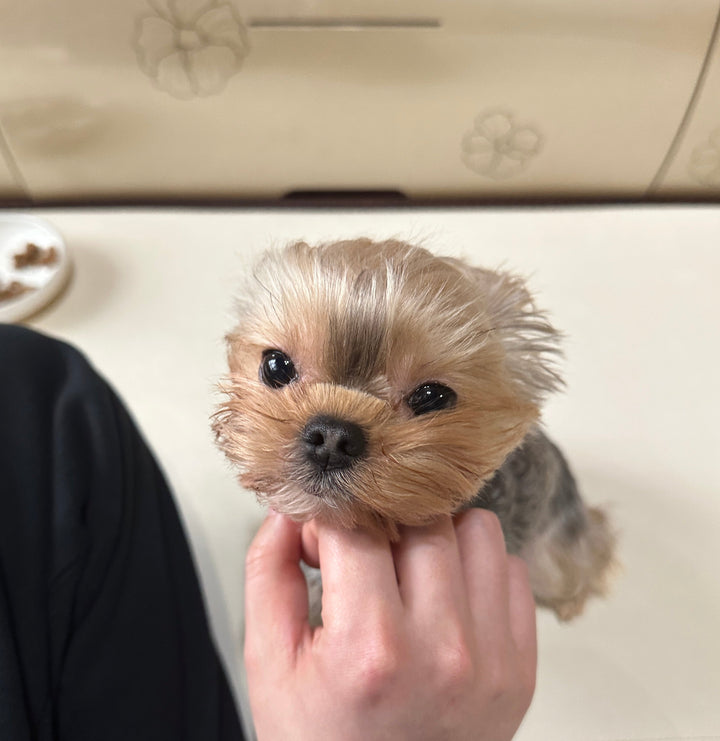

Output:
xmin=0 ymin=324 xmax=244 ymax=740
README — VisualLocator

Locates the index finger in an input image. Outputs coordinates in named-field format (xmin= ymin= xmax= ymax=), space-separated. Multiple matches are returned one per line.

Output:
xmin=244 ymin=511 xmax=310 ymax=667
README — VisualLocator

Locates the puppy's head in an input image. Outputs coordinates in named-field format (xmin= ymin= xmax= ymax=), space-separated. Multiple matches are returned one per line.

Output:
xmin=214 ymin=239 xmax=561 ymax=538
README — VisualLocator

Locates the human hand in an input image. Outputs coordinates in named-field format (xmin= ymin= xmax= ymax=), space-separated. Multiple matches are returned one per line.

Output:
xmin=244 ymin=509 xmax=537 ymax=741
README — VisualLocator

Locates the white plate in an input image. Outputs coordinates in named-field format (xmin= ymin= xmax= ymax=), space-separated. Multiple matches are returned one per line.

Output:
xmin=0 ymin=213 xmax=71 ymax=322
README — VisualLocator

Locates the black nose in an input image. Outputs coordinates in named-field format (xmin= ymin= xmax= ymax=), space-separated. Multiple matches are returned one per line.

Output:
xmin=301 ymin=415 xmax=367 ymax=472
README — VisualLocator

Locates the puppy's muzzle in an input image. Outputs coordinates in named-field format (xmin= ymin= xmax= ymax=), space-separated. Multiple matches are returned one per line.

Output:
xmin=301 ymin=415 xmax=367 ymax=472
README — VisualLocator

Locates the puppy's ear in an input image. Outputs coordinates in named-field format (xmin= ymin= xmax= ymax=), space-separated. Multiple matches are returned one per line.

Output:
xmin=443 ymin=257 xmax=563 ymax=404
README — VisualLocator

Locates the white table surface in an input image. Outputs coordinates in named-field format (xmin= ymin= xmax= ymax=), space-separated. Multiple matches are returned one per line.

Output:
xmin=9 ymin=205 xmax=720 ymax=741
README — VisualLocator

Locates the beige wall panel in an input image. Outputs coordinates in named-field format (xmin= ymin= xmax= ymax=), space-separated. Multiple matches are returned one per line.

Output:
xmin=0 ymin=165 xmax=23 ymax=201
xmin=0 ymin=1 xmax=716 ymax=200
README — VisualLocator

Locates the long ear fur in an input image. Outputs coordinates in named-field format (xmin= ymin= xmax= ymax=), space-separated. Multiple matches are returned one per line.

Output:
xmin=442 ymin=257 xmax=564 ymax=405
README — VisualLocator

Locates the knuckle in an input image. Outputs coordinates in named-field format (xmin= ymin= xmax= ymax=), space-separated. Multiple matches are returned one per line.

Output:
xmin=483 ymin=656 xmax=514 ymax=702
xmin=350 ymin=633 xmax=401 ymax=699
xmin=488 ymin=674 xmax=513 ymax=704
xmin=435 ymin=639 xmax=475 ymax=690
xmin=483 ymin=652 xmax=535 ymax=707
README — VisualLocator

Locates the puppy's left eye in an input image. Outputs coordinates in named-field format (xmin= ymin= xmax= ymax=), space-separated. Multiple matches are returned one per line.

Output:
xmin=260 ymin=349 xmax=298 ymax=388
xmin=407 ymin=383 xmax=457 ymax=415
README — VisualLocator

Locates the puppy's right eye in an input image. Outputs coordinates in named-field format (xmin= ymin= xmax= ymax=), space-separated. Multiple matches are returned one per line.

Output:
xmin=260 ymin=350 xmax=298 ymax=388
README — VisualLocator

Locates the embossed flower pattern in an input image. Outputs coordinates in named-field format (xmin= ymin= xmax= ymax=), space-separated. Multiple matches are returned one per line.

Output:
xmin=462 ymin=111 xmax=543 ymax=180
xmin=688 ymin=128 xmax=720 ymax=187
xmin=134 ymin=0 xmax=249 ymax=99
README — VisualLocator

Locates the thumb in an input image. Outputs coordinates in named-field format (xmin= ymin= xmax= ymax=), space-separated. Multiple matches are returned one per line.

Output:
xmin=244 ymin=511 xmax=310 ymax=668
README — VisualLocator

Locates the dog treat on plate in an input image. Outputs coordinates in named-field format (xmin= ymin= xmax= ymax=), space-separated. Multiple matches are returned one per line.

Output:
xmin=0 ymin=280 xmax=34 ymax=302
xmin=214 ymin=239 xmax=617 ymax=620
xmin=13 ymin=242 xmax=59 ymax=269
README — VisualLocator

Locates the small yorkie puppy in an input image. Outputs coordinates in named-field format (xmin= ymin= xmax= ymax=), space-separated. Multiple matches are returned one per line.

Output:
xmin=214 ymin=239 xmax=615 ymax=620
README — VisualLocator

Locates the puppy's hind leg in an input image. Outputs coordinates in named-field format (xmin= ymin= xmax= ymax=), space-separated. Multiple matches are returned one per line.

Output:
xmin=519 ymin=440 xmax=617 ymax=620
xmin=524 ymin=503 xmax=616 ymax=621
xmin=477 ymin=429 xmax=617 ymax=621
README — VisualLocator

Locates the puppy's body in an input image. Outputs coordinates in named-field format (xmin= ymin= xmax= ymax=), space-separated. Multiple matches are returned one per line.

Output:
xmin=215 ymin=239 xmax=615 ymax=620
xmin=475 ymin=427 xmax=613 ymax=619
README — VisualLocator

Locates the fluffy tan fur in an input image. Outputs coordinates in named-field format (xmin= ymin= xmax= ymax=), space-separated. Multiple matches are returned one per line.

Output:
xmin=214 ymin=239 xmax=560 ymax=538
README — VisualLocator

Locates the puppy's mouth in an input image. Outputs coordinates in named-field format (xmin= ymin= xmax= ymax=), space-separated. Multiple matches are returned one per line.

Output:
xmin=303 ymin=470 xmax=357 ymax=500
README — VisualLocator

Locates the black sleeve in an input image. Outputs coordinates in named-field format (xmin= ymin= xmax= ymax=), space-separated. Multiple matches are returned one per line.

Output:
xmin=0 ymin=324 xmax=244 ymax=741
